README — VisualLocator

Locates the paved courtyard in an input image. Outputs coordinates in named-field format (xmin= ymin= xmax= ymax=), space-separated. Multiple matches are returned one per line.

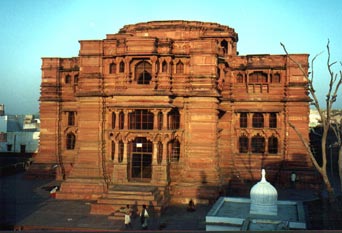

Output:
xmin=0 ymin=172 xmax=212 ymax=231
xmin=0 ymin=171 xmax=326 ymax=231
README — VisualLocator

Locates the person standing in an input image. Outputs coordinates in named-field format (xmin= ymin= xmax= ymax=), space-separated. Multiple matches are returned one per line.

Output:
xmin=124 ymin=204 xmax=132 ymax=229
xmin=140 ymin=204 xmax=149 ymax=230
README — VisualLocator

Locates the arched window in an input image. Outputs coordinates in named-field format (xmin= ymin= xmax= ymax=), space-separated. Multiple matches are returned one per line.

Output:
xmin=169 ymin=139 xmax=180 ymax=162
xmin=162 ymin=61 xmax=167 ymax=73
xmin=269 ymin=113 xmax=277 ymax=128
xmin=240 ymin=112 xmax=247 ymax=128
xmin=111 ymin=141 xmax=115 ymax=160
xmin=119 ymin=111 xmax=124 ymax=129
xmin=118 ymin=140 xmax=124 ymax=163
xmin=176 ymin=61 xmax=184 ymax=74
xmin=252 ymin=113 xmax=264 ymax=128
xmin=157 ymin=141 xmax=163 ymax=164
xmin=220 ymin=40 xmax=228 ymax=54
xmin=109 ymin=62 xmax=116 ymax=74
xmin=135 ymin=61 xmax=152 ymax=85
xmin=239 ymin=135 xmax=249 ymax=153
xmin=268 ymin=136 xmax=278 ymax=154
xmin=65 ymin=74 xmax=71 ymax=84
xmin=249 ymin=72 xmax=267 ymax=83
xmin=74 ymin=74 xmax=79 ymax=84
xmin=237 ymin=73 xmax=244 ymax=83
xmin=168 ymin=108 xmax=180 ymax=130
xmin=66 ymin=132 xmax=76 ymax=150
xmin=251 ymin=134 xmax=265 ymax=153
xmin=137 ymin=71 xmax=152 ymax=84
xmin=271 ymin=73 xmax=281 ymax=83
xmin=158 ymin=111 xmax=163 ymax=130
xmin=128 ymin=110 xmax=154 ymax=130
xmin=111 ymin=112 xmax=116 ymax=129
xmin=119 ymin=61 xmax=125 ymax=73
xmin=67 ymin=111 xmax=75 ymax=126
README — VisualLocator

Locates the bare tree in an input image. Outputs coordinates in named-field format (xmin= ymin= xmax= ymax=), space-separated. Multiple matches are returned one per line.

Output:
xmin=281 ymin=41 xmax=342 ymax=201
xmin=331 ymin=111 xmax=342 ymax=191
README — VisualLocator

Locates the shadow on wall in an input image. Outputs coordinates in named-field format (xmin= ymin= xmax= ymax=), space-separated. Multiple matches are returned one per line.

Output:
xmin=194 ymin=160 xmax=322 ymax=202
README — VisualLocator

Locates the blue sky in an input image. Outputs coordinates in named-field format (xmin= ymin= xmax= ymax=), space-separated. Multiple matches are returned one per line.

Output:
xmin=1 ymin=0 xmax=341 ymax=114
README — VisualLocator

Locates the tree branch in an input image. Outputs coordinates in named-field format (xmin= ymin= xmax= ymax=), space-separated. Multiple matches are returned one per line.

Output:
xmin=288 ymin=121 xmax=322 ymax=173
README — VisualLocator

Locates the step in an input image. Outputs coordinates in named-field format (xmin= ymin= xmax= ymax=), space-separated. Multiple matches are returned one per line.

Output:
xmin=108 ymin=185 xmax=157 ymax=194
xmin=90 ymin=185 xmax=166 ymax=216
xmin=103 ymin=193 xmax=159 ymax=201
xmin=108 ymin=211 xmax=125 ymax=220
xmin=97 ymin=198 xmax=160 ymax=206
xmin=56 ymin=192 xmax=102 ymax=200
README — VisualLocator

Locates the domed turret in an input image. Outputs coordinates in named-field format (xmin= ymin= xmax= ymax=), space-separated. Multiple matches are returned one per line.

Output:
xmin=250 ymin=169 xmax=278 ymax=216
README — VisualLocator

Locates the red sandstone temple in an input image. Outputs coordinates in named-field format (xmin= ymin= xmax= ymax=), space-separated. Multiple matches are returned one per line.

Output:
xmin=29 ymin=20 xmax=318 ymax=214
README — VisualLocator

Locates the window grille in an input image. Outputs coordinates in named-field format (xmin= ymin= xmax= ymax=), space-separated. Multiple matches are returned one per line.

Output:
xmin=268 ymin=136 xmax=278 ymax=154
xmin=119 ymin=61 xmax=125 ymax=73
xmin=251 ymin=134 xmax=265 ymax=153
xmin=240 ymin=113 xmax=247 ymax=128
xmin=66 ymin=133 xmax=76 ymax=150
xmin=67 ymin=111 xmax=75 ymax=126
xmin=169 ymin=139 xmax=180 ymax=162
xmin=118 ymin=140 xmax=124 ymax=163
xmin=249 ymin=72 xmax=267 ymax=83
xmin=110 ymin=62 xmax=116 ymax=74
xmin=129 ymin=110 xmax=153 ymax=130
xmin=168 ymin=109 xmax=180 ymax=130
xmin=269 ymin=113 xmax=277 ymax=128
xmin=252 ymin=113 xmax=264 ymax=128
xmin=176 ymin=61 xmax=184 ymax=74
xmin=239 ymin=135 xmax=249 ymax=153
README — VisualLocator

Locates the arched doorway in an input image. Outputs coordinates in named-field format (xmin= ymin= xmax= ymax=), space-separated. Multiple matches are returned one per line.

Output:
xmin=129 ymin=137 xmax=153 ymax=181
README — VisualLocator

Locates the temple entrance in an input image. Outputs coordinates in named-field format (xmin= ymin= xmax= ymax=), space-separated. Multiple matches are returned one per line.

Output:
xmin=129 ymin=137 xmax=152 ymax=182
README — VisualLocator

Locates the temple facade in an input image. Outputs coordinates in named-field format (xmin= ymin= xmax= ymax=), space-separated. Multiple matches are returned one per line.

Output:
xmin=31 ymin=21 xmax=318 ymax=207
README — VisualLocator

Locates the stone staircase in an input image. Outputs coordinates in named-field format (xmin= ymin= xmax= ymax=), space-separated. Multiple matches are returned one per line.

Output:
xmin=90 ymin=185 xmax=168 ymax=218
xmin=56 ymin=178 xmax=106 ymax=200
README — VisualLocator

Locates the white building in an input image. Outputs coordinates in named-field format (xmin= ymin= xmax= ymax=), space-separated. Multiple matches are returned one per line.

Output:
xmin=309 ymin=109 xmax=321 ymax=128
xmin=309 ymin=108 xmax=342 ymax=128
xmin=0 ymin=113 xmax=40 ymax=154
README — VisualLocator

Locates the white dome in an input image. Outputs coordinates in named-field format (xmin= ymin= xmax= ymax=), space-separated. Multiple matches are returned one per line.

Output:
xmin=250 ymin=169 xmax=278 ymax=216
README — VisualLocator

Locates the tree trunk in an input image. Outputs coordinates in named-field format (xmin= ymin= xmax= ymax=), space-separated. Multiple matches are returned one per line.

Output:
xmin=321 ymin=168 xmax=335 ymax=202
xmin=321 ymin=126 xmax=335 ymax=202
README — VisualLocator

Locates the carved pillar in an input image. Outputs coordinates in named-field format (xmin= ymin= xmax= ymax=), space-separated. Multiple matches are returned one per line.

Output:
xmin=228 ymin=41 xmax=233 ymax=56
xmin=162 ymin=109 xmax=169 ymax=130
xmin=165 ymin=57 xmax=172 ymax=75
xmin=114 ymin=141 xmax=119 ymax=164
xmin=115 ymin=57 xmax=120 ymax=73
xmin=115 ymin=110 xmax=120 ymax=129
xmin=179 ymin=109 xmax=184 ymax=129
xmin=152 ymin=137 xmax=169 ymax=185
xmin=152 ymin=109 xmax=159 ymax=130
xmin=123 ymin=140 xmax=128 ymax=165
xmin=151 ymin=56 xmax=158 ymax=88
xmin=151 ymin=56 xmax=158 ymax=74
xmin=162 ymin=139 xmax=168 ymax=165
xmin=247 ymin=112 xmax=252 ymax=129
xmin=264 ymin=113 xmax=269 ymax=128
xmin=125 ymin=57 xmax=132 ymax=83
xmin=124 ymin=109 xmax=129 ymax=130
xmin=112 ymin=137 xmax=128 ymax=184
xmin=152 ymin=141 xmax=158 ymax=165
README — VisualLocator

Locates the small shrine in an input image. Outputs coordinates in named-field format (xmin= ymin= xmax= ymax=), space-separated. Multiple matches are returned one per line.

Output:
xmin=250 ymin=169 xmax=278 ymax=216
xmin=206 ymin=169 xmax=306 ymax=231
